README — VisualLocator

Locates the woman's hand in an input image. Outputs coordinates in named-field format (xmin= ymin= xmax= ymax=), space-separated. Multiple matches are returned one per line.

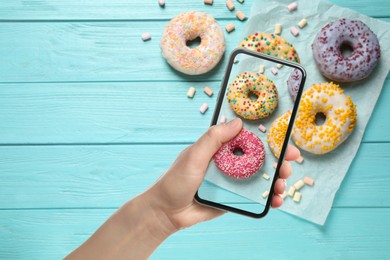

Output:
xmin=149 ymin=118 xmax=300 ymax=231
xmin=66 ymin=118 xmax=300 ymax=259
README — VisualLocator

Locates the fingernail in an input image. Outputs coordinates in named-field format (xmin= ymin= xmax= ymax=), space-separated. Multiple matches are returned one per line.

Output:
xmin=227 ymin=118 xmax=240 ymax=128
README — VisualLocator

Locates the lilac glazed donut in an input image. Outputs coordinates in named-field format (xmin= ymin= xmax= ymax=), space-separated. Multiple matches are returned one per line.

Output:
xmin=160 ymin=11 xmax=225 ymax=75
xmin=213 ymin=128 xmax=265 ymax=179
xmin=286 ymin=69 xmax=302 ymax=101
xmin=312 ymin=18 xmax=381 ymax=82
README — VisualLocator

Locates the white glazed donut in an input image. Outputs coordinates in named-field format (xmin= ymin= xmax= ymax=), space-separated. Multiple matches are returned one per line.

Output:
xmin=292 ymin=82 xmax=357 ymax=155
xmin=160 ymin=11 xmax=225 ymax=75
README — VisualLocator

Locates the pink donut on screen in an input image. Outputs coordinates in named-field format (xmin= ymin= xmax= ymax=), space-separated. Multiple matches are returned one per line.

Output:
xmin=312 ymin=18 xmax=380 ymax=82
xmin=213 ymin=128 xmax=265 ymax=179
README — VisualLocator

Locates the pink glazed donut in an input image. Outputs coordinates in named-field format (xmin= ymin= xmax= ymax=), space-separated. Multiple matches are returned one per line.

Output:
xmin=213 ymin=128 xmax=265 ymax=179
xmin=312 ymin=18 xmax=381 ymax=82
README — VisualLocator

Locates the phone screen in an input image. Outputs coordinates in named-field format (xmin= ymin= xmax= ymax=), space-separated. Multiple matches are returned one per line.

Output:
xmin=195 ymin=48 xmax=306 ymax=218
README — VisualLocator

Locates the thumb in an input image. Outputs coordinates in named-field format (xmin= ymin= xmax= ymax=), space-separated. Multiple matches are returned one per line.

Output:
xmin=187 ymin=118 xmax=243 ymax=170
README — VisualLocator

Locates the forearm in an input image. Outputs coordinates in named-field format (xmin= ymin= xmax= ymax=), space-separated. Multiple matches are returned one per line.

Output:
xmin=65 ymin=191 xmax=176 ymax=259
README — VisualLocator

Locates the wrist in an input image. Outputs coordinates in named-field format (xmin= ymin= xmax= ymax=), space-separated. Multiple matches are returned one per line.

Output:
xmin=122 ymin=191 xmax=177 ymax=248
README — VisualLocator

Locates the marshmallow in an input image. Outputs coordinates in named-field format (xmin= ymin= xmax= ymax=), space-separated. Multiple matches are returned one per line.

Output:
xmin=187 ymin=87 xmax=196 ymax=98
xmin=274 ymin=23 xmax=282 ymax=35
xmin=258 ymin=124 xmax=267 ymax=133
xmin=298 ymin=18 xmax=308 ymax=28
xmin=225 ymin=23 xmax=235 ymax=33
xmin=203 ymin=86 xmax=213 ymax=97
xmin=288 ymin=2 xmax=297 ymax=12
xmin=304 ymin=176 xmax=315 ymax=186
xmin=259 ymin=65 xmax=265 ymax=74
xmin=293 ymin=191 xmax=301 ymax=202
xmin=200 ymin=103 xmax=209 ymax=114
xmin=290 ymin=26 xmax=299 ymax=37
xmin=226 ymin=0 xmax=235 ymax=11
xmin=236 ymin=11 xmax=246 ymax=21
xmin=158 ymin=0 xmax=165 ymax=7
xmin=141 ymin=33 xmax=151 ymax=41
xmin=293 ymin=180 xmax=305 ymax=190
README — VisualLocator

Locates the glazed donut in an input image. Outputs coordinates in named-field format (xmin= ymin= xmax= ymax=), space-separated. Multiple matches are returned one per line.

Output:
xmin=267 ymin=110 xmax=292 ymax=158
xmin=226 ymin=72 xmax=278 ymax=120
xmin=286 ymin=69 xmax=303 ymax=101
xmin=292 ymin=82 xmax=357 ymax=154
xmin=213 ymin=128 xmax=266 ymax=179
xmin=160 ymin=11 xmax=225 ymax=75
xmin=312 ymin=18 xmax=381 ymax=82
xmin=239 ymin=32 xmax=300 ymax=63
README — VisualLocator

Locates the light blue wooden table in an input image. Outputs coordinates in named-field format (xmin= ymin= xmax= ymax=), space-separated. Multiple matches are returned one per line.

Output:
xmin=0 ymin=0 xmax=389 ymax=258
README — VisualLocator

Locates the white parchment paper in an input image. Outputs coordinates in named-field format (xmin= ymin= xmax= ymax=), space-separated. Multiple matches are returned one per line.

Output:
xmin=206 ymin=0 xmax=390 ymax=225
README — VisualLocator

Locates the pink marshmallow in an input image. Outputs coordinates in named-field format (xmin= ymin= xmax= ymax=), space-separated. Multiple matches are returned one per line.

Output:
xmin=200 ymin=103 xmax=209 ymax=114
xmin=304 ymin=176 xmax=315 ymax=186
xmin=204 ymin=86 xmax=213 ymax=97
xmin=220 ymin=115 xmax=227 ymax=123
xmin=288 ymin=2 xmax=297 ymax=12
xmin=258 ymin=124 xmax=267 ymax=133
xmin=290 ymin=26 xmax=299 ymax=37
xmin=271 ymin=67 xmax=278 ymax=75
xmin=296 ymin=155 xmax=304 ymax=163
xmin=141 ymin=33 xmax=151 ymax=41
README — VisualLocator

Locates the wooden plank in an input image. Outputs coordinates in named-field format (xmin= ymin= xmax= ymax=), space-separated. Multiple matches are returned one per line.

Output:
xmin=0 ymin=80 xmax=388 ymax=144
xmin=0 ymin=18 xmax=389 ymax=83
xmin=0 ymin=0 xmax=388 ymax=20
xmin=0 ymin=208 xmax=389 ymax=259
xmin=0 ymin=20 xmax=246 ymax=83
xmin=0 ymin=0 xmax=252 ymax=21
xmin=0 ymin=143 xmax=388 ymax=209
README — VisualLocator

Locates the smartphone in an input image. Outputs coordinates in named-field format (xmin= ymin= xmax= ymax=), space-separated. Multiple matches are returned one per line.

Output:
xmin=195 ymin=48 xmax=306 ymax=218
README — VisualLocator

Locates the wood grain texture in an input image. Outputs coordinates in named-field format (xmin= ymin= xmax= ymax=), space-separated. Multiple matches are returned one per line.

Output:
xmin=0 ymin=0 xmax=388 ymax=20
xmin=0 ymin=20 xmax=246 ymax=83
xmin=0 ymin=18 xmax=388 ymax=83
xmin=1 ymin=208 xmax=389 ymax=259
xmin=0 ymin=80 xmax=388 ymax=144
xmin=0 ymin=143 xmax=388 ymax=209
xmin=0 ymin=0 xmax=389 ymax=258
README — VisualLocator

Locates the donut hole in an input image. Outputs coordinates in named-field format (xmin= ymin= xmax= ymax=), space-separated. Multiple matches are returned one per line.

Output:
xmin=248 ymin=91 xmax=259 ymax=101
xmin=339 ymin=42 xmax=354 ymax=58
xmin=233 ymin=147 xmax=245 ymax=157
xmin=315 ymin=112 xmax=327 ymax=126
xmin=186 ymin=37 xmax=201 ymax=49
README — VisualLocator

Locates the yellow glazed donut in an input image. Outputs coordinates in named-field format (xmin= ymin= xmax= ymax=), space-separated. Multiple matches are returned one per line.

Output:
xmin=160 ymin=11 xmax=225 ymax=75
xmin=226 ymin=72 xmax=278 ymax=120
xmin=239 ymin=32 xmax=300 ymax=63
xmin=292 ymin=82 xmax=357 ymax=155
xmin=267 ymin=110 xmax=292 ymax=158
